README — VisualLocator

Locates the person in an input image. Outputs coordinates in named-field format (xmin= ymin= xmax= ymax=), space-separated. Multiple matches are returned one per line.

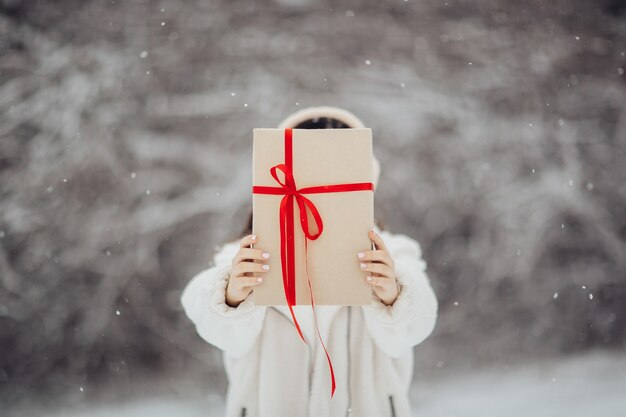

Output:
xmin=180 ymin=106 xmax=438 ymax=417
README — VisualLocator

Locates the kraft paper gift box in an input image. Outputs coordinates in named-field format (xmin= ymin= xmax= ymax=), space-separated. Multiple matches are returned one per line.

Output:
xmin=251 ymin=127 xmax=375 ymax=306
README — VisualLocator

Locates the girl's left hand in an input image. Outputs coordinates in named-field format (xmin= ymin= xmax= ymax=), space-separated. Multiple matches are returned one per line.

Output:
xmin=358 ymin=229 xmax=400 ymax=306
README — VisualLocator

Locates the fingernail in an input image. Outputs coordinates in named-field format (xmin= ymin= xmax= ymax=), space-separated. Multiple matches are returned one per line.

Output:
xmin=257 ymin=277 xmax=263 ymax=283
xmin=262 ymin=252 xmax=270 ymax=259
xmin=357 ymin=252 xmax=364 ymax=259
xmin=360 ymin=263 xmax=367 ymax=269
xmin=366 ymin=276 xmax=373 ymax=281
xmin=262 ymin=264 xmax=270 ymax=270
xmin=251 ymin=234 xmax=257 ymax=240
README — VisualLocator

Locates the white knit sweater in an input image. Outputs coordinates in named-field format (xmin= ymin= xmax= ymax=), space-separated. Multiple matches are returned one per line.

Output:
xmin=180 ymin=225 xmax=438 ymax=417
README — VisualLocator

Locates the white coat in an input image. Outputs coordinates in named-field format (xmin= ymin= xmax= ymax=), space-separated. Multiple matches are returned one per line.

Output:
xmin=180 ymin=225 xmax=438 ymax=417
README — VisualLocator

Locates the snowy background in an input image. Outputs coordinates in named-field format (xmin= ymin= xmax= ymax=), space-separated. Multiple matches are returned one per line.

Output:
xmin=1 ymin=0 xmax=625 ymax=416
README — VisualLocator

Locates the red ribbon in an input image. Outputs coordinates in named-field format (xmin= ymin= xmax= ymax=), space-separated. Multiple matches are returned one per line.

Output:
xmin=252 ymin=128 xmax=374 ymax=398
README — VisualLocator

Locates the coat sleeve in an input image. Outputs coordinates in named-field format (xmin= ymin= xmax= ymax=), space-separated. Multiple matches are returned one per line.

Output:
xmin=180 ymin=242 xmax=267 ymax=358
xmin=361 ymin=231 xmax=438 ymax=358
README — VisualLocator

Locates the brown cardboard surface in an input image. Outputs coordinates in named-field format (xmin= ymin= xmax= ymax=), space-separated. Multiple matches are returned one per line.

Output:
xmin=252 ymin=128 xmax=374 ymax=306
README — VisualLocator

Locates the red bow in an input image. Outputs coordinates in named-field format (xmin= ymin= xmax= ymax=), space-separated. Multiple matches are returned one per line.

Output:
xmin=252 ymin=128 xmax=374 ymax=398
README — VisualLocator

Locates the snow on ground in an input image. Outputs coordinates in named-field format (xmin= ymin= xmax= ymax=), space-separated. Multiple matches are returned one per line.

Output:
xmin=410 ymin=352 xmax=626 ymax=416
xmin=23 ymin=352 xmax=626 ymax=417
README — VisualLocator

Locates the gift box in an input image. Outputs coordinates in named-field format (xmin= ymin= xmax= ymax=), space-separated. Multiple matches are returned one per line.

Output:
xmin=251 ymin=127 xmax=375 ymax=306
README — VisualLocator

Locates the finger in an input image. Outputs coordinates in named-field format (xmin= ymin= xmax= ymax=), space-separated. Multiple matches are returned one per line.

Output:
xmin=232 ymin=262 xmax=270 ymax=277
xmin=233 ymin=261 xmax=270 ymax=277
xmin=237 ymin=276 xmax=266 ymax=287
xmin=365 ymin=275 xmax=390 ymax=288
xmin=239 ymin=234 xmax=257 ymax=248
xmin=357 ymin=250 xmax=393 ymax=267
xmin=233 ymin=248 xmax=270 ymax=265
xmin=359 ymin=262 xmax=393 ymax=278
xmin=369 ymin=229 xmax=388 ymax=252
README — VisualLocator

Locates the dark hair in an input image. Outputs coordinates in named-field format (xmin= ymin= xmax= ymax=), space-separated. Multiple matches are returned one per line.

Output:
xmin=235 ymin=116 xmax=384 ymax=240
xmin=293 ymin=117 xmax=351 ymax=129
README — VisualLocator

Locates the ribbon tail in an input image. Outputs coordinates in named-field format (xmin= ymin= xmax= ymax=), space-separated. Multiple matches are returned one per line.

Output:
xmin=280 ymin=195 xmax=307 ymax=344
xmin=288 ymin=304 xmax=307 ymax=344
xmin=304 ymin=238 xmax=336 ymax=398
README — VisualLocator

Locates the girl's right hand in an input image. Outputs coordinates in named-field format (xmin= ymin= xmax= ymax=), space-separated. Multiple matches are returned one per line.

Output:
xmin=225 ymin=234 xmax=270 ymax=307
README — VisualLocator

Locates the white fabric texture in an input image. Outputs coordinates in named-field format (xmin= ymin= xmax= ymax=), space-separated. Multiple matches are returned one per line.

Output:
xmin=180 ymin=224 xmax=438 ymax=417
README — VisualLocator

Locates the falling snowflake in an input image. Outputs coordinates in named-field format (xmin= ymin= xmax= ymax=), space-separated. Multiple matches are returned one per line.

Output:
xmin=553 ymin=292 xmax=559 ymax=299
xmin=364 ymin=59 xmax=371 ymax=66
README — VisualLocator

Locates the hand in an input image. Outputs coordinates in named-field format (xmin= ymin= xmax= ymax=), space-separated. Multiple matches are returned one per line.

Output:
xmin=226 ymin=234 xmax=270 ymax=307
xmin=358 ymin=229 xmax=400 ymax=306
